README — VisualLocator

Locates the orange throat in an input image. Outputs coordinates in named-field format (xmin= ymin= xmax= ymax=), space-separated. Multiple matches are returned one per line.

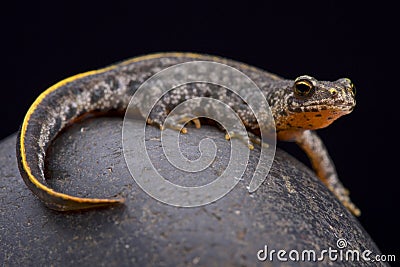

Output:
xmin=276 ymin=109 xmax=350 ymax=139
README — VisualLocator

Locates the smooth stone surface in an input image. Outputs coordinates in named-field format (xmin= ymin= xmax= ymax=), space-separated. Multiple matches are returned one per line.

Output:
xmin=0 ymin=117 xmax=386 ymax=266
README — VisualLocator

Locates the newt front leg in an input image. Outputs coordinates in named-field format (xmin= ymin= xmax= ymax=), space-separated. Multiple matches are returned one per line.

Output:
xmin=295 ymin=130 xmax=360 ymax=216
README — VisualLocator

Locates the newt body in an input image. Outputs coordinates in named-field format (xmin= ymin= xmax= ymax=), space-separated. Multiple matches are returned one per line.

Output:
xmin=17 ymin=52 xmax=359 ymax=215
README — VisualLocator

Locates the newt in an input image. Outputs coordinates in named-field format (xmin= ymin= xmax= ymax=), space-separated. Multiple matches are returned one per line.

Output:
xmin=16 ymin=52 xmax=359 ymax=215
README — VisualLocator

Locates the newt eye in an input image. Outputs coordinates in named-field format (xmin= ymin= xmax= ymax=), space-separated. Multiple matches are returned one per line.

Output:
xmin=294 ymin=79 xmax=314 ymax=97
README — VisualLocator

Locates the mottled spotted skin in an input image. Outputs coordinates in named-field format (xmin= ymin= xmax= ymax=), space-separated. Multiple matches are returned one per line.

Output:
xmin=17 ymin=52 xmax=359 ymax=215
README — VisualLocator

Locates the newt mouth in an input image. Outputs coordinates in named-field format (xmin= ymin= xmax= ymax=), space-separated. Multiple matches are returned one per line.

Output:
xmin=289 ymin=103 xmax=355 ymax=113
xmin=311 ymin=103 xmax=355 ymax=111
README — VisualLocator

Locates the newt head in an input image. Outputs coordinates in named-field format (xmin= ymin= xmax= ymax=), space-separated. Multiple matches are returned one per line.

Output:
xmin=276 ymin=75 xmax=356 ymax=132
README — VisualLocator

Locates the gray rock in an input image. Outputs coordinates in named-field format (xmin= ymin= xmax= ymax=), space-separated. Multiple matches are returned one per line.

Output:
xmin=0 ymin=117 xmax=386 ymax=266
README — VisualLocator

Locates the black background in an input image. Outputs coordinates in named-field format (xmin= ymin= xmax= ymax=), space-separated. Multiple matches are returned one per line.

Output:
xmin=1 ymin=1 xmax=398 ymax=258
